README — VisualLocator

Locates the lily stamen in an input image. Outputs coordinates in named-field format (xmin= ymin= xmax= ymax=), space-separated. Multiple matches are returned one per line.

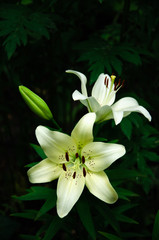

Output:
xmin=83 ymin=167 xmax=86 ymax=177
xmin=62 ymin=163 xmax=67 ymax=171
xmin=104 ymin=76 xmax=109 ymax=88
xmin=73 ymin=172 xmax=76 ymax=179
xmin=82 ymin=156 xmax=85 ymax=164
xmin=75 ymin=153 xmax=79 ymax=158
xmin=65 ymin=152 xmax=69 ymax=161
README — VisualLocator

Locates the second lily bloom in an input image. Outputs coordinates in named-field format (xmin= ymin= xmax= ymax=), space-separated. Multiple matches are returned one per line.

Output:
xmin=66 ymin=70 xmax=151 ymax=125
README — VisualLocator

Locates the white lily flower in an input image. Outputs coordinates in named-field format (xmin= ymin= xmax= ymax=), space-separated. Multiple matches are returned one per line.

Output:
xmin=66 ymin=70 xmax=152 ymax=125
xmin=27 ymin=113 xmax=126 ymax=218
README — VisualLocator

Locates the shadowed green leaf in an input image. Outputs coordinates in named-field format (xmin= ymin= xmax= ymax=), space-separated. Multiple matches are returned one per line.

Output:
xmin=30 ymin=143 xmax=47 ymax=159
xmin=152 ymin=210 xmax=159 ymax=240
xmin=42 ymin=216 xmax=62 ymax=240
xmin=76 ymin=196 xmax=96 ymax=240
xmin=98 ymin=231 xmax=122 ymax=240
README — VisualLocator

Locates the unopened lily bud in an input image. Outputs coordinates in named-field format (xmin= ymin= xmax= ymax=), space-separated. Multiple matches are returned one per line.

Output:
xmin=19 ymin=85 xmax=53 ymax=120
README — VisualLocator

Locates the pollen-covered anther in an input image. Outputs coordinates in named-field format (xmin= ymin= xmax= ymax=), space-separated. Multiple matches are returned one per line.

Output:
xmin=75 ymin=153 xmax=79 ymax=158
xmin=83 ymin=167 xmax=86 ymax=177
xmin=121 ymin=79 xmax=125 ymax=88
xmin=82 ymin=156 xmax=85 ymax=164
xmin=104 ymin=76 xmax=109 ymax=88
xmin=114 ymin=82 xmax=118 ymax=91
xmin=65 ymin=152 xmax=69 ymax=161
xmin=114 ymin=78 xmax=124 ymax=91
xmin=62 ymin=163 xmax=67 ymax=171
xmin=73 ymin=172 xmax=76 ymax=179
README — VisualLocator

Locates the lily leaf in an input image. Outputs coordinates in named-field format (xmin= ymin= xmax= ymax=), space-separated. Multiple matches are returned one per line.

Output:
xmin=98 ymin=231 xmax=122 ymax=240
xmin=152 ymin=210 xmax=159 ymax=240
xmin=76 ymin=195 xmax=96 ymax=240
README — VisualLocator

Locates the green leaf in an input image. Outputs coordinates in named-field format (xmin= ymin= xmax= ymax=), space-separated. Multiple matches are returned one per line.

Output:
xmin=25 ymin=162 xmax=39 ymax=168
xmin=30 ymin=143 xmax=47 ymax=159
xmin=142 ymin=150 xmax=159 ymax=162
xmin=12 ymin=210 xmax=39 ymax=220
xmin=98 ymin=231 xmax=122 ymax=240
xmin=21 ymin=0 xmax=33 ymax=5
xmin=35 ymin=194 xmax=56 ymax=220
xmin=110 ymin=55 xmax=122 ymax=75
xmin=76 ymin=196 xmax=96 ymax=240
xmin=152 ymin=210 xmax=159 ymax=240
xmin=96 ymin=205 xmax=120 ymax=232
xmin=13 ymin=186 xmax=55 ymax=201
xmin=20 ymin=234 xmax=40 ymax=240
xmin=104 ymin=57 xmax=112 ymax=75
xmin=94 ymin=137 xmax=108 ymax=142
xmin=42 ymin=216 xmax=62 ymax=240
xmin=106 ymin=169 xmax=144 ymax=181
xmin=114 ymin=203 xmax=138 ymax=214
xmin=116 ymin=214 xmax=138 ymax=224
xmin=89 ymin=62 xmax=105 ymax=85
xmin=3 ymin=35 xmax=17 ymax=59
xmin=120 ymin=117 xmax=132 ymax=140
xmin=116 ymin=187 xmax=138 ymax=201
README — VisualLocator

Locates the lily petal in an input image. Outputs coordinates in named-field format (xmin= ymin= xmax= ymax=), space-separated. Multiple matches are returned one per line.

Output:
xmin=36 ymin=126 xmax=77 ymax=163
xmin=92 ymin=74 xmax=116 ymax=106
xmin=66 ymin=70 xmax=88 ymax=96
xmin=83 ymin=142 xmax=126 ymax=172
xmin=112 ymin=97 xmax=152 ymax=124
xmin=27 ymin=158 xmax=62 ymax=183
xmin=95 ymin=105 xmax=113 ymax=123
xmin=72 ymin=90 xmax=87 ymax=101
xmin=73 ymin=90 xmax=100 ymax=112
xmin=57 ymin=170 xmax=85 ymax=218
xmin=86 ymin=171 xmax=118 ymax=203
xmin=91 ymin=73 xmax=107 ymax=105
xmin=71 ymin=113 xmax=96 ymax=147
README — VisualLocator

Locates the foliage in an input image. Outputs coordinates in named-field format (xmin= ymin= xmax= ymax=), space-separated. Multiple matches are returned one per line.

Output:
xmin=0 ymin=0 xmax=159 ymax=240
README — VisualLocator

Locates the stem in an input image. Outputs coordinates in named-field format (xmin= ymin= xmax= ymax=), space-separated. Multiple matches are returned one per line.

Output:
xmin=51 ymin=118 xmax=62 ymax=131
xmin=86 ymin=99 xmax=93 ymax=112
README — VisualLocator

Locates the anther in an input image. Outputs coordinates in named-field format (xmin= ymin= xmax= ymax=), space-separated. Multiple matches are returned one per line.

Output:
xmin=73 ymin=172 xmax=76 ymax=179
xmin=104 ymin=76 xmax=109 ymax=88
xmin=82 ymin=156 xmax=85 ymax=164
xmin=114 ymin=82 xmax=118 ymax=91
xmin=83 ymin=167 xmax=86 ymax=177
xmin=118 ymin=78 xmax=121 ymax=86
xmin=65 ymin=152 xmax=69 ymax=161
xmin=62 ymin=163 xmax=67 ymax=171
xmin=75 ymin=153 xmax=79 ymax=158
xmin=121 ymin=79 xmax=125 ymax=88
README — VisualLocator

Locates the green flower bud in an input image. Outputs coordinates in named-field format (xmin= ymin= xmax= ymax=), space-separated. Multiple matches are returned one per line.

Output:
xmin=19 ymin=85 xmax=53 ymax=120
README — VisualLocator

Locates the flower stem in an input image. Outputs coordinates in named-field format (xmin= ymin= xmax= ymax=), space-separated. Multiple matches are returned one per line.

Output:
xmin=51 ymin=118 xmax=62 ymax=131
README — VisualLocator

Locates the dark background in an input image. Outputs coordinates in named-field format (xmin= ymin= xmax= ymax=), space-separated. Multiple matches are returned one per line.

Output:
xmin=0 ymin=0 xmax=159 ymax=239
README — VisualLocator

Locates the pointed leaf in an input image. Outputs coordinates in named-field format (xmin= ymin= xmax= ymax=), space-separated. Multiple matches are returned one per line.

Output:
xmin=42 ymin=216 xmax=62 ymax=240
xmin=152 ymin=210 xmax=159 ymax=240
xmin=35 ymin=194 xmax=56 ymax=220
xmin=76 ymin=196 xmax=96 ymax=240
xmin=30 ymin=143 xmax=47 ymax=159
xmin=98 ymin=231 xmax=122 ymax=240
xmin=13 ymin=186 xmax=55 ymax=201
xmin=120 ymin=117 xmax=132 ymax=140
